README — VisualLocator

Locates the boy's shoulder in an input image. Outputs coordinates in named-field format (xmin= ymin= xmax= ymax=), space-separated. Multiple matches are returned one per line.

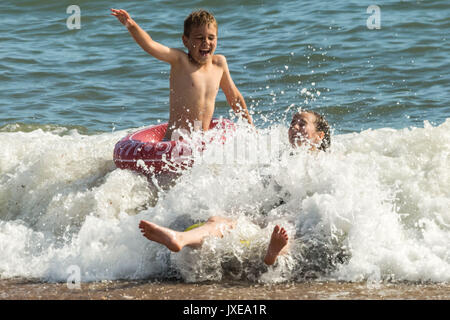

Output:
xmin=212 ymin=54 xmax=227 ymax=67
xmin=173 ymin=48 xmax=188 ymax=59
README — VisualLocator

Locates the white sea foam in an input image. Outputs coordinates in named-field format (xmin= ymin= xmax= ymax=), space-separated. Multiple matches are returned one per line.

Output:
xmin=0 ymin=119 xmax=449 ymax=283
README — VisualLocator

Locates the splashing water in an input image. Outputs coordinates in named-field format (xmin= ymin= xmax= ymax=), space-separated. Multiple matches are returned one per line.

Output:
xmin=0 ymin=119 xmax=449 ymax=283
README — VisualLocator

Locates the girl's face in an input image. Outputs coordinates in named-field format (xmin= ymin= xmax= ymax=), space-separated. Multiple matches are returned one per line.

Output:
xmin=288 ymin=112 xmax=324 ymax=148
xmin=183 ymin=24 xmax=217 ymax=65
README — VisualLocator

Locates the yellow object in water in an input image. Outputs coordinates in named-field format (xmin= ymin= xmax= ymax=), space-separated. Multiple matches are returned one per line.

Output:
xmin=184 ymin=222 xmax=206 ymax=232
xmin=239 ymin=239 xmax=250 ymax=247
xmin=184 ymin=222 xmax=250 ymax=246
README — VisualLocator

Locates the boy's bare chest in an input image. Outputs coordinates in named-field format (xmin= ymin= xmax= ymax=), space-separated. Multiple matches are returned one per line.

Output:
xmin=172 ymin=64 xmax=222 ymax=93
xmin=186 ymin=68 xmax=222 ymax=90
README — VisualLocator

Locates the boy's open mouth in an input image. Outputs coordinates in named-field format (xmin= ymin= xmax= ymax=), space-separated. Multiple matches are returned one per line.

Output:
xmin=199 ymin=48 xmax=211 ymax=56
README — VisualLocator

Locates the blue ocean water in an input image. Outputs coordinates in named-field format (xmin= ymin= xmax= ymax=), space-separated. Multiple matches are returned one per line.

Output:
xmin=0 ymin=1 xmax=449 ymax=283
xmin=1 ymin=0 xmax=448 ymax=133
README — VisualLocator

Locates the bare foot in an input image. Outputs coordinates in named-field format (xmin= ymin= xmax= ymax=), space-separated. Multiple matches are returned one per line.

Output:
xmin=264 ymin=225 xmax=289 ymax=265
xmin=139 ymin=220 xmax=183 ymax=252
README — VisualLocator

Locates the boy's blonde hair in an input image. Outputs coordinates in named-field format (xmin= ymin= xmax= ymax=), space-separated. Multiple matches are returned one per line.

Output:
xmin=184 ymin=9 xmax=218 ymax=37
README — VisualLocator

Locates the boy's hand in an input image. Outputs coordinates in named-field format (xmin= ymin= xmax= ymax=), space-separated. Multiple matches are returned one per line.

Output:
xmin=110 ymin=8 xmax=135 ymax=28
xmin=110 ymin=8 xmax=180 ymax=64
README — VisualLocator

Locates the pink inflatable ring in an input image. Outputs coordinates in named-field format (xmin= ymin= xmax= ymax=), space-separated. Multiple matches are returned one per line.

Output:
xmin=113 ymin=118 xmax=234 ymax=175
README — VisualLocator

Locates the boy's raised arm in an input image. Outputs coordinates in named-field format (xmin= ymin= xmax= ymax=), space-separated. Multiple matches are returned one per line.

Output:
xmin=111 ymin=9 xmax=182 ymax=64
xmin=219 ymin=56 xmax=254 ymax=126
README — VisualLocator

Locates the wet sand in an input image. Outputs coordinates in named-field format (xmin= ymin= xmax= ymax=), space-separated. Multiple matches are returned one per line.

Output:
xmin=1 ymin=278 xmax=449 ymax=300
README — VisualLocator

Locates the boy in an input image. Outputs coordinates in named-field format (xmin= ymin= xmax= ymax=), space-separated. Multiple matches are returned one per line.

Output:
xmin=111 ymin=8 xmax=254 ymax=140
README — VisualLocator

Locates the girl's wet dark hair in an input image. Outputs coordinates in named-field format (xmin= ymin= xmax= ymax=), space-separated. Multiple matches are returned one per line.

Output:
xmin=303 ymin=110 xmax=331 ymax=151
